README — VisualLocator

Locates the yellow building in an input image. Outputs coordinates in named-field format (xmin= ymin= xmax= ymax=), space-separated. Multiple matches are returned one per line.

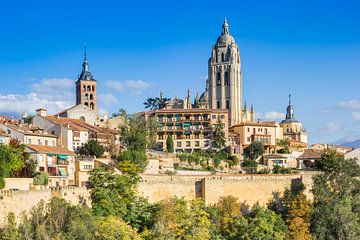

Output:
xmin=279 ymin=95 xmax=308 ymax=146
xmin=75 ymin=157 xmax=95 ymax=187
xmin=144 ymin=108 xmax=229 ymax=153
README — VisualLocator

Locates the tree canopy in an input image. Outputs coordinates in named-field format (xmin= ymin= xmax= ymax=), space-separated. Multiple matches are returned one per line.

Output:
xmin=79 ymin=140 xmax=105 ymax=158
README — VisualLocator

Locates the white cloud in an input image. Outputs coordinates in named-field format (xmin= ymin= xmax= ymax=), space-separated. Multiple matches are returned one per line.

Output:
xmin=0 ymin=78 xmax=74 ymax=115
xmin=256 ymin=111 xmax=285 ymax=121
xmin=338 ymin=100 xmax=360 ymax=110
xmin=105 ymin=80 xmax=151 ymax=95
xmin=319 ymin=121 xmax=342 ymax=134
xmin=98 ymin=93 xmax=118 ymax=107
xmin=352 ymin=112 xmax=360 ymax=121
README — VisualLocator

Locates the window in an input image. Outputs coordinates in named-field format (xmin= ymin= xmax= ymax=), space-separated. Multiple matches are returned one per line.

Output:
xmin=28 ymin=139 xmax=32 ymax=144
xmin=265 ymin=129 xmax=268 ymax=134
xmin=247 ymin=128 xmax=250 ymax=132
xmin=177 ymin=141 xmax=182 ymax=147
xmin=194 ymin=115 xmax=199 ymax=120
xmin=87 ymin=86 xmax=91 ymax=91
xmin=89 ymin=94 xmax=93 ymax=100
xmin=212 ymin=115 xmax=216 ymax=119
xmin=186 ymin=141 xmax=191 ymax=147
xmin=247 ymin=137 xmax=251 ymax=141
xmin=226 ymin=100 xmax=229 ymax=109
xmin=83 ymin=165 xmax=93 ymax=170
xmin=39 ymin=167 xmax=45 ymax=172
xmin=83 ymin=85 xmax=86 ymax=92
xmin=195 ymin=141 xmax=200 ymax=147
xmin=224 ymin=72 xmax=229 ymax=86
xmin=85 ymin=93 xmax=89 ymax=100
xmin=217 ymin=101 xmax=220 ymax=109
xmin=52 ymin=140 xmax=56 ymax=146
xmin=221 ymin=114 xmax=225 ymax=119
xmin=7 ymin=129 xmax=11 ymax=134
xmin=92 ymin=86 xmax=95 ymax=91
xmin=90 ymin=102 xmax=94 ymax=110
xmin=37 ymin=139 xmax=41 ymax=145
xmin=216 ymin=72 xmax=221 ymax=86
xmin=221 ymin=53 xmax=225 ymax=62
xmin=45 ymin=140 xmax=48 ymax=146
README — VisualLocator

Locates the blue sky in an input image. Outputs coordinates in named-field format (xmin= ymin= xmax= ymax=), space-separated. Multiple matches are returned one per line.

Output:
xmin=0 ymin=0 xmax=359 ymax=144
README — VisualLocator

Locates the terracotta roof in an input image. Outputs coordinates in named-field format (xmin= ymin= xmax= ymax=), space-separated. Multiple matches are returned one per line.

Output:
xmin=26 ymin=144 xmax=75 ymax=156
xmin=298 ymin=149 xmax=322 ymax=159
xmin=0 ymin=128 xmax=8 ymax=136
xmin=2 ymin=123 xmax=57 ymax=137
xmin=45 ymin=116 xmax=101 ymax=132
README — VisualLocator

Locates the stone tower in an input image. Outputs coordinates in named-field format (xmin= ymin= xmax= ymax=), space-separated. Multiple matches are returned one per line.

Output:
xmin=208 ymin=18 xmax=242 ymax=126
xmin=75 ymin=47 xmax=97 ymax=112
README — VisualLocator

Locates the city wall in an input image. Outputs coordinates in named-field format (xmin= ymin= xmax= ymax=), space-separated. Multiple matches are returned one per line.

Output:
xmin=0 ymin=173 xmax=315 ymax=227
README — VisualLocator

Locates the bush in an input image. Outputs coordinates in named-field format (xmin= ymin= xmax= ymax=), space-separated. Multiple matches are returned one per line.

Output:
xmin=272 ymin=165 xmax=292 ymax=174
xmin=33 ymin=172 xmax=49 ymax=186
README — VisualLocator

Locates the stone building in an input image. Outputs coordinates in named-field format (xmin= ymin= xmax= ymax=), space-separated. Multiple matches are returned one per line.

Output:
xmin=143 ymin=108 xmax=229 ymax=153
xmin=208 ymin=18 xmax=242 ymax=126
xmin=279 ymin=95 xmax=308 ymax=145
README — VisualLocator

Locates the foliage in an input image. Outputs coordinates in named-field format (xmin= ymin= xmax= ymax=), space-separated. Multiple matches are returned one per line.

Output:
xmin=0 ymin=144 xmax=25 ymax=189
xmin=121 ymin=115 xmax=148 ymax=151
xmin=79 ymin=140 xmax=105 ymax=158
xmin=311 ymin=150 xmax=360 ymax=240
xmin=242 ymin=159 xmax=258 ymax=173
xmin=149 ymin=197 xmax=211 ymax=240
xmin=166 ymin=135 xmax=174 ymax=153
xmin=143 ymin=96 xmax=170 ymax=110
xmin=112 ymin=108 xmax=127 ymax=118
xmin=276 ymin=139 xmax=290 ymax=154
xmin=227 ymin=155 xmax=240 ymax=168
xmin=272 ymin=165 xmax=292 ymax=174
xmin=23 ymin=115 xmax=35 ymax=124
xmin=95 ymin=216 xmax=143 ymax=240
xmin=33 ymin=172 xmax=49 ymax=186
xmin=243 ymin=141 xmax=264 ymax=160
xmin=211 ymin=118 xmax=226 ymax=151
xmin=0 ymin=213 xmax=19 ymax=240
xmin=118 ymin=150 xmax=148 ymax=173
xmin=147 ymin=117 xmax=158 ymax=150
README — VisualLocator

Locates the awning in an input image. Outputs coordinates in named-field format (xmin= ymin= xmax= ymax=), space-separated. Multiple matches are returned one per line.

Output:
xmin=57 ymin=155 xmax=68 ymax=160
xmin=59 ymin=168 xmax=67 ymax=176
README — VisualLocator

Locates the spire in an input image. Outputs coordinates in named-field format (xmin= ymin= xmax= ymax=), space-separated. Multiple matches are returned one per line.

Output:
xmin=244 ymin=101 xmax=247 ymax=111
xmin=78 ymin=45 xmax=95 ymax=81
xmin=160 ymin=90 xmax=163 ymax=100
xmin=250 ymin=103 xmax=254 ymax=113
xmin=84 ymin=43 xmax=87 ymax=61
xmin=222 ymin=17 xmax=229 ymax=35
xmin=288 ymin=94 xmax=291 ymax=105
xmin=286 ymin=94 xmax=295 ymax=120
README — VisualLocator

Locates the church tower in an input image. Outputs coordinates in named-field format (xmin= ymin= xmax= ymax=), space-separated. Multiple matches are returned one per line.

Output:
xmin=75 ymin=47 xmax=98 ymax=112
xmin=208 ymin=18 xmax=242 ymax=126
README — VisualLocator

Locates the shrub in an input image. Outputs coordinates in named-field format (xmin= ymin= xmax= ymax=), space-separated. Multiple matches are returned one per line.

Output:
xmin=33 ymin=172 xmax=49 ymax=186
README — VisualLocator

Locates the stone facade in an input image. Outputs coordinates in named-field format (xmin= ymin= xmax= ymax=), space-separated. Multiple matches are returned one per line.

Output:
xmin=208 ymin=18 xmax=242 ymax=127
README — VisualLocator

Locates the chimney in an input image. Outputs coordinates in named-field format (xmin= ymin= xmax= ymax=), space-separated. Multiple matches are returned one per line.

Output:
xmin=36 ymin=108 xmax=47 ymax=117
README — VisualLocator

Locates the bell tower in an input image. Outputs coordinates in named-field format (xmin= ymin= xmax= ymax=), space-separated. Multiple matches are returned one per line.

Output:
xmin=75 ymin=46 xmax=97 ymax=112
xmin=208 ymin=18 xmax=242 ymax=126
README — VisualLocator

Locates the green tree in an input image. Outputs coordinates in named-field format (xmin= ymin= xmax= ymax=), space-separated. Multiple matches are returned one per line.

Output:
xmin=242 ymin=159 xmax=258 ymax=173
xmin=0 ymin=144 xmax=25 ymax=189
xmin=166 ymin=135 xmax=174 ymax=153
xmin=143 ymin=97 xmax=170 ymax=110
xmin=121 ymin=115 xmax=148 ymax=151
xmin=118 ymin=150 xmax=148 ymax=173
xmin=150 ymin=197 xmax=211 ymax=240
xmin=23 ymin=115 xmax=35 ymax=124
xmin=147 ymin=116 xmax=158 ymax=149
xmin=244 ymin=141 xmax=264 ymax=160
xmin=211 ymin=118 xmax=226 ymax=151
xmin=311 ymin=150 xmax=360 ymax=240
xmin=276 ymin=139 xmax=290 ymax=154
xmin=95 ymin=216 xmax=143 ymax=240
xmin=112 ymin=108 xmax=127 ymax=118
xmin=0 ymin=213 xmax=19 ymax=240
xmin=79 ymin=140 xmax=105 ymax=158
xmin=33 ymin=172 xmax=49 ymax=186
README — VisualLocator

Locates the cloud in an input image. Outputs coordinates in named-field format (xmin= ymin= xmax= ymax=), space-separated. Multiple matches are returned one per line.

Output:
xmin=98 ymin=93 xmax=118 ymax=107
xmin=105 ymin=80 xmax=151 ymax=95
xmin=352 ymin=112 xmax=360 ymax=121
xmin=338 ymin=100 xmax=360 ymax=110
xmin=319 ymin=121 xmax=342 ymax=134
xmin=256 ymin=111 xmax=285 ymax=121
xmin=0 ymin=78 xmax=74 ymax=115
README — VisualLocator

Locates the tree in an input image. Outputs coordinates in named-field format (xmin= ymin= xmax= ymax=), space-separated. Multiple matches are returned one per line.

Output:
xmin=211 ymin=118 xmax=226 ymax=151
xmin=95 ymin=216 xmax=142 ymax=240
xmin=147 ymin=116 xmax=157 ymax=150
xmin=112 ymin=108 xmax=127 ymax=118
xmin=23 ymin=115 xmax=35 ymax=124
xmin=150 ymin=197 xmax=211 ymax=240
xmin=120 ymin=115 xmax=148 ymax=151
xmin=143 ymin=97 xmax=170 ymax=110
xmin=0 ymin=213 xmax=19 ymax=240
xmin=311 ymin=150 xmax=360 ymax=240
xmin=118 ymin=150 xmax=148 ymax=173
xmin=242 ymin=159 xmax=258 ymax=173
xmin=244 ymin=141 xmax=264 ymax=160
xmin=276 ymin=139 xmax=290 ymax=154
xmin=0 ymin=144 xmax=25 ymax=189
xmin=33 ymin=172 xmax=49 ymax=186
xmin=79 ymin=140 xmax=105 ymax=158
xmin=166 ymin=135 xmax=174 ymax=153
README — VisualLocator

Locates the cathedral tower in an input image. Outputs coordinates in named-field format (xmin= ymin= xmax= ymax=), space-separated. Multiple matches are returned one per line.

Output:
xmin=208 ymin=18 xmax=242 ymax=126
xmin=75 ymin=47 xmax=98 ymax=112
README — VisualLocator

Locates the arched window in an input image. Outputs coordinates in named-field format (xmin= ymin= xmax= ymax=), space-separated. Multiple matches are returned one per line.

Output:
xmin=216 ymin=72 xmax=221 ymax=86
xmin=221 ymin=53 xmax=225 ymax=62
xmin=226 ymin=100 xmax=229 ymax=109
xmin=217 ymin=101 xmax=220 ymax=109
xmin=224 ymin=72 xmax=229 ymax=86
xmin=84 ymin=102 xmax=89 ymax=106
xmin=80 ymin=116 xmax=86 ymax=122
xmin=85 ymin=93 xmax=89 ymax=100
xmin=83 ymin=85 xmax=86 ymax=92
xmin=92 ymin=85 xmax=95 ymax=91
xmin=89 ymin=94 xmax=93 ymax=100
xmin=87 ymin=85 xmax=91 ymax=91
xmin=90 ymin=102 xmax=94 ymax=110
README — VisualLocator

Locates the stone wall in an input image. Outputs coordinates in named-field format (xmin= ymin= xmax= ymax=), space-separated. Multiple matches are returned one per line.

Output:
xmin=4 ymin=178 xmax=34 ymax=191
xmin=0 ymin=187 xmax=90 ymax=227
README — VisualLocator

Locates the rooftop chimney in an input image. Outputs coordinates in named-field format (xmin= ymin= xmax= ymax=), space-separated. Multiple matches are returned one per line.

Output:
xmin=36 ymin=108 xmax=47 ymax=117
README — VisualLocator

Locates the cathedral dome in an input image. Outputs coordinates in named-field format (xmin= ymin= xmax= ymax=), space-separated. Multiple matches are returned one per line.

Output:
xmin=216 ymin=18 xmax=235 ymax=46
xmin=199 ymin=90 xmax=208 ymax=103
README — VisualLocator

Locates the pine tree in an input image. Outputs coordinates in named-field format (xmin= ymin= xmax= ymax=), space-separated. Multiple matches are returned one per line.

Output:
xmin=211 ymin=118 xmax=226 ymax=151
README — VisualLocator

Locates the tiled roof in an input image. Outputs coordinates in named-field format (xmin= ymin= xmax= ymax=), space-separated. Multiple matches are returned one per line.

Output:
xmin=298 ymin=149 xmax=322 ymax=159
xmin=2 ymin=123 xmax=57 ymax=137
xmin=26 ymin=144 xmax=75 ymax=156
xmin=45 ymin=116 xmax=101 ymax=132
